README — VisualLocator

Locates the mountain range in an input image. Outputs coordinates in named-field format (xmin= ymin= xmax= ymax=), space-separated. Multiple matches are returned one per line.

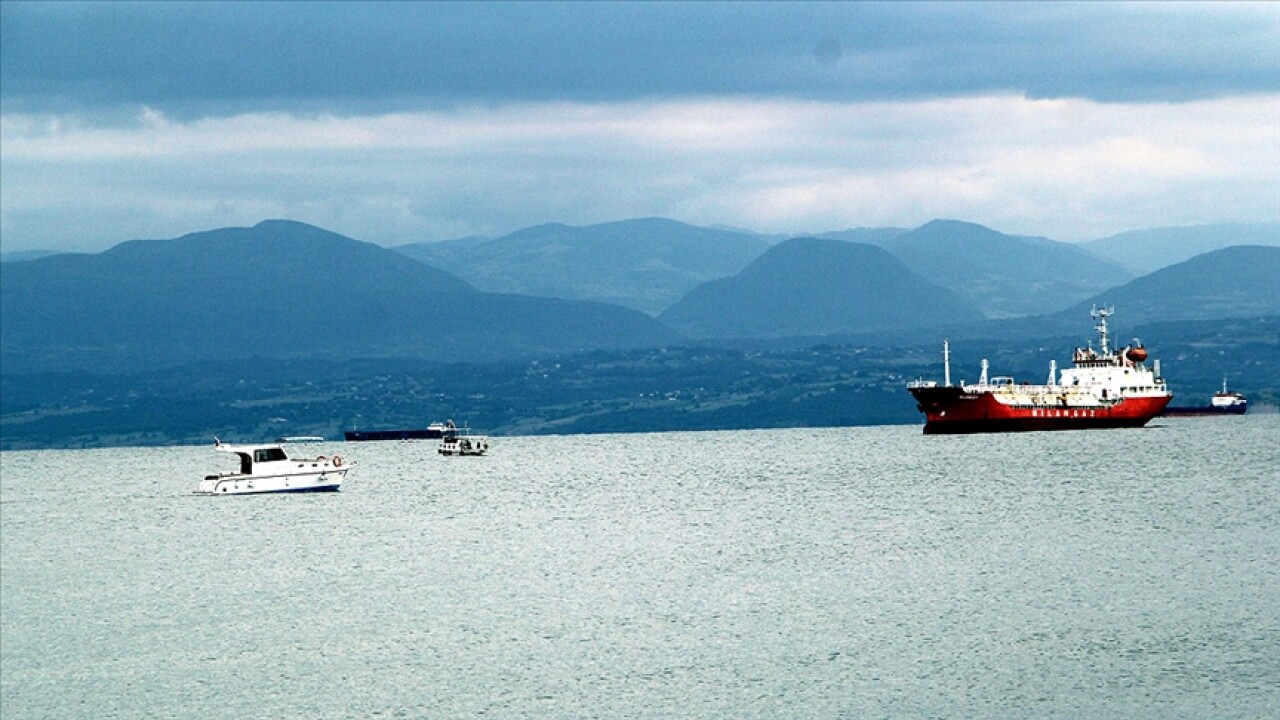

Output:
xmin=1080 ymin=223 xmax=1280 ymax=274
xmin=0 ymin=249 xmax=62 ymax=263
xmin=395 ymin=218 xmax=1141 ymax=319
xmin=873 ymin=220 xmax=1134 ymax=318
xmin=1061 ymin=245 xmax=1280 ymax=323
xmin=2 ymin=218 xmax=1276 ymax=377
xmin=953 ymin=245 xmax=1280 ymax=346
xmin=396 ymin=218 xmax=769 ymax=315
xmin=3 ymin=217 xmax=1277 ymax=449
xmin=8 ymin=217 xmax=1272 ymax=321
xmin=0 ymin=221 xmax=681 ymax=374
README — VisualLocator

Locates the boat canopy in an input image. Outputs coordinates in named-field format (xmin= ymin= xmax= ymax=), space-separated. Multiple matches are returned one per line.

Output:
xmin=213 ymin=438 xmax=290 ymax=472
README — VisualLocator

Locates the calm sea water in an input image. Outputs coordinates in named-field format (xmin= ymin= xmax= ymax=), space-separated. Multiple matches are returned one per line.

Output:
xmin=2 ymin=417 xmax=1278 ymax=719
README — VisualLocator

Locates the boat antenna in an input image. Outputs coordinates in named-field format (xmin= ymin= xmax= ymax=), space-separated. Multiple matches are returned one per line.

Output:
xmin=1091 ymin=305 xmax=1114 ymax=355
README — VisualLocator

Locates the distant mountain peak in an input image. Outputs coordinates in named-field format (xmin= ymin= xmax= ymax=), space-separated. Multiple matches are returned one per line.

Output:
xmin=919 ymin=218 xmax=988 ymax=231
xmin=1061 ymin=244 xmax=1280 ymax=322
xmin=394 ymin=218 xmax=771 ymax=314
xmin=253 ymin=218 xmax=318 ymax=230
xmin=1080 ymin=222 xmax=1280 ymax=275
xmin=507 ymin=222 xmax=574 ymax=237
xmin=909 ymin=219 xmax=1015 ymax=242
xmin=882 ymin=219 xmax=1132 ymax=318
xmin=660 ymin=235 xmax=982 ymax=339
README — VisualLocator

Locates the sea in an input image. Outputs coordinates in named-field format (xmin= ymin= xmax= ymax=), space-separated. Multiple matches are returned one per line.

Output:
xmin=2 ymin=416 xmax=1277 ymax=719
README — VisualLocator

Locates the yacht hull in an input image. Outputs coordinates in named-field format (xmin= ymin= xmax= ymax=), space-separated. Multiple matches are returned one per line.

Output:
xmin=195 ymin=470 xmax=345 ymax=495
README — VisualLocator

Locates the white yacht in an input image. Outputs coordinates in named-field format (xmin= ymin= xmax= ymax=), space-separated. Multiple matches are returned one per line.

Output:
xmin=195 ymin=438 xmax=350 ymax=495
xmin=439 ymin=430 xmax=489 ymax=456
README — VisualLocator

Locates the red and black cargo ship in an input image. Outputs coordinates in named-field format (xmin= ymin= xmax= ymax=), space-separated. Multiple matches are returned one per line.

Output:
xmin=907 ymin=307 xmax=1172 ymax=434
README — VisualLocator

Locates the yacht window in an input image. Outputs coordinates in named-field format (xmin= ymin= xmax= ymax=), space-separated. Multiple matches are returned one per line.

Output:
xmin=255 ymin=448 xmax=287 ymax=463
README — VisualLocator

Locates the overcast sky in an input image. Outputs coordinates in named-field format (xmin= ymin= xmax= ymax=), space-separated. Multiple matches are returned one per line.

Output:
xmin=2 ymin=2 xmax=1277 ymax=252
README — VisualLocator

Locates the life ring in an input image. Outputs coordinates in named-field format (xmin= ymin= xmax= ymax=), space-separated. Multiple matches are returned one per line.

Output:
xmin=333 ymin=455 xmax=343 ymax=468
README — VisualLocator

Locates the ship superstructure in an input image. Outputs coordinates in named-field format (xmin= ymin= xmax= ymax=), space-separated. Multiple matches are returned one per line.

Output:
xmin=907 ymin=307 xmax=1172 ymax=434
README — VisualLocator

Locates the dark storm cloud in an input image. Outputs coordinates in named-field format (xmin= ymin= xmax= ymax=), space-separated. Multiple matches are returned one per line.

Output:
xmin=3 ymin=2 xmax=1276 ymax=115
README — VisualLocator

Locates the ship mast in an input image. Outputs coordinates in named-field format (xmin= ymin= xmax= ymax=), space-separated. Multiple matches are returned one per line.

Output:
xmin=943 ymin=339 xmax=952 ymax=387
xmin=1091 ymin=305 xmax=1114 ymax=355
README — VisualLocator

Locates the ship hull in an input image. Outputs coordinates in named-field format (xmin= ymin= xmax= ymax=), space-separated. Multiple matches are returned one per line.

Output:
xmin=195 ymin=469 xmax=347 ymax=495
xmin=909 ymin=386 xmax=1171 ymax=435
xmin=344 ymin=428 xmax=446 ymax=441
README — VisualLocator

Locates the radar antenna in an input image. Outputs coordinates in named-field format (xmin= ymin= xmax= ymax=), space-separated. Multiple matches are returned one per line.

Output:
xmin=1091 ymin=305 xmax=1114 ymax=355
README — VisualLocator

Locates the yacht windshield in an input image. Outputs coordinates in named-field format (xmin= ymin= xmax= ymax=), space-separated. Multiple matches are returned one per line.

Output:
xmin=254 ymin=448 xmax=288 ymax=463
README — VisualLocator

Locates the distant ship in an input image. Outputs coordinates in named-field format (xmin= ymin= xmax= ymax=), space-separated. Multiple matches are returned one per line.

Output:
xmin=907 ymin=306 xmax=1172 ymax=434
xmin=344 ymin=420 xmax=456 ymax=442
xmin=1162 ymin=379 xmax=1247 ymax=417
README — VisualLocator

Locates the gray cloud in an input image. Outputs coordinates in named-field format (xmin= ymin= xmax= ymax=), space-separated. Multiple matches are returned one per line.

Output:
xmin=2 ymin=3 xmax=1277 ymax=253
xmin=4 ymin=96 xmax=1276 ymax=251
xmin=3 ymin=3 xmax=1276 ymax=116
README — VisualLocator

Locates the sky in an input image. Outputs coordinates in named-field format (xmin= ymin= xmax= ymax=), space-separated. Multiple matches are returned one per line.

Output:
xmin=2 ymin=2 xmax=1278 ymax=252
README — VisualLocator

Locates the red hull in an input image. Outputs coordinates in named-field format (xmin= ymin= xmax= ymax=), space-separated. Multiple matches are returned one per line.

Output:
xmin=908 ymin=386 xmax=1172 ymax=434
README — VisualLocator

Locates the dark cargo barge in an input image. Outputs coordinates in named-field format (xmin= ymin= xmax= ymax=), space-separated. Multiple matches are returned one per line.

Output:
xmin=1162 ymin=380 xmax=1247 ymax=416
xmin=344 ymin=420 xmax=455 ymax=442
